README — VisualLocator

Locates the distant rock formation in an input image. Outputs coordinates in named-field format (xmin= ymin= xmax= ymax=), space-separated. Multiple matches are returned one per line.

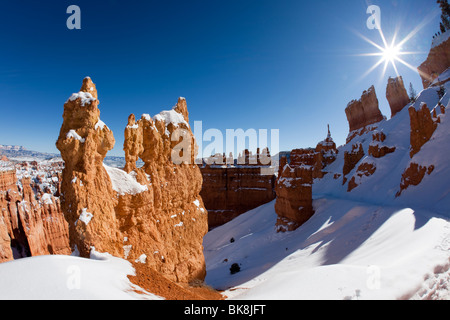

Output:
xmin=275 ymin=163 xmax=313 ymax=232
xmin=274 ymin=127 xmax=337 ymax=231
xmin=345 ymin=86 xmax=384 ymax=133
xmin=418 ymin=34 xmax=450 ymax=88
xmin=409 ymin=103 xmax=438 ymax=158
xmin=386 ymin=76 xmax=410 ymax=117
xmin=56 ymin=78 xmax=208 ymax=284
xmin=200 ymin=163 xmax=276 ymax=230
xmin=0 ymin=170 xmax=70 ymax=263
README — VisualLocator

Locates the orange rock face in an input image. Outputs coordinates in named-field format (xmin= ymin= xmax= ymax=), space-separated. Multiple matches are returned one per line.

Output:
xmin=0 ymin=171 xmax=70 ymax=263
xmin=56 ymin=78 xmax=208 ymax=283
xmin=274 ymin=127 xmax=337 ymax=232
xmin=345 ymin=86 xmax=384 ymax=132
xmin=368 ymin=131 xmax=396 ymax=158
xmin=418 ymin=36 xmax=450 ymax=88
xmin=343 ymin=143 xmax=365 ymax=177
xmin=409 ymin=103 xmax=438 ymax=158
xmin=386 ymin=76 xmax=410 ymax=117
xmin=56 ymin=77 xmax=119 ymax=259
xmin=275 ymin=163 xmax=313 ymax=232
xmin=200 ymin=166 xmax=276 ymax=230
xmin=396 ymin=163 xmax=435 ymax=197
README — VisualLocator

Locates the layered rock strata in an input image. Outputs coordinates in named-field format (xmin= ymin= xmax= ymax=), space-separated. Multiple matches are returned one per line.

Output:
xmin=418 ymin=34 xmax=450 ymax=88
xmin=386 ymin=76 xmax=410 ymax=117
xmin=56 ymin=78 xmax=208 ymax=283
xmin=0 ymin=171 xmax=70 ymax=263
xmin=345 ymin=86 xmax=384 ymax=133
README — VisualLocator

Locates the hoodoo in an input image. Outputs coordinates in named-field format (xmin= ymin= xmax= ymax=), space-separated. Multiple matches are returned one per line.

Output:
xmin=56 ymin=78 xmax=208 ymax=283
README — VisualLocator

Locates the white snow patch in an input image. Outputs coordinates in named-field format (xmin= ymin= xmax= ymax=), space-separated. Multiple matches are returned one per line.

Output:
xmin=66 ymin=130 xmax=85 ymax=143
xmin=103 ymin=164 xmax=148 ymax=196
xmin=77 ymin=208 xmax=93 ymax=226
xmin=68 ymin=91 xmax=97 ymax=107
xmin=0 ymin=250 xmax=162 ymax=300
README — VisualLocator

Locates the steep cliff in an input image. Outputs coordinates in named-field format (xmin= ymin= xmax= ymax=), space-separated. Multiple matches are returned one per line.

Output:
xmin=418 ymin=32 xmax=450 ymax=88
xmin=345 ymin=86 xmax=384 ymax=133
xmin=56 ymin=78 xmax=208 ymax=284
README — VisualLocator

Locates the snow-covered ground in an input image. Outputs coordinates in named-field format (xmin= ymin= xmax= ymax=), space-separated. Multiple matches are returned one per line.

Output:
xmin=203 ymin=71 xmax=450 ymax=301
xmin=0 ymin=249 xmax=162 ymax=300
xmin=204 ymin=199 xmax=449 ymax=300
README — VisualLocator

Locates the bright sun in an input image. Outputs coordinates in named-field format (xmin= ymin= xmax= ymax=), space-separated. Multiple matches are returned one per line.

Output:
xmin=382 ymin=44 xmax=401 ymax=63
xmin=355 ymin=24 xmax=426 ymax=82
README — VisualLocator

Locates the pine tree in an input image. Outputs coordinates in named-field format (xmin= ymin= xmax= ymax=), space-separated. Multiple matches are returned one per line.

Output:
xmin=438 ymin=85 xmax=446 ymax=100
xmin=438 ymin=0 xmax=450 ymax=31
xmin=409 ymin=83 xmax=417 ymax=103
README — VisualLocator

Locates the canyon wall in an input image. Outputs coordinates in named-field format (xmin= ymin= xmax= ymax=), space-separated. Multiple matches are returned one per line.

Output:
xmin=418 ymin=34 xmax=450 ymax=88
xmin=0 ymin=169 xmax=70 ymax=263
xmin=274 ymin=127 xmax=337 ymax=231
xmin=200 ymin=165 xmax=276 ymax=229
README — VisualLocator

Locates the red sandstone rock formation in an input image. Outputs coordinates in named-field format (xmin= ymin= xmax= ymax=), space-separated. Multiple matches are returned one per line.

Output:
xmin=345 ymin=86 xmax=384 ymax=133
xmin=396 ymin=163 xmax=435 ymax=197
xmin=368 ymin=131 xmax=396 ymax=158
xmin=200 ymin=165 xmax=276 ymax=229
xmin=386 ymin=76 xmax=410 ymax=117
xmin=347 ymin=162 xmax=377 ymax=192
xmin=418 ymin=35 xmax=450 ymax=88
xmin=409 ymin=103 xmax=438 ymax=158
xmin=0 ymin=172 xmax=70 ymax=263
xmin=275 ymin=163 xmax=313 ymax=232
xmin=290 ymin=125 xmax=338 ymax=179
xmin=343 ymin=143 xmax=365 ymax=178
xmin=56 ymin=78 xmax=208 ymax=283
xmin=56 ymin=77 xmax=119 ymax=259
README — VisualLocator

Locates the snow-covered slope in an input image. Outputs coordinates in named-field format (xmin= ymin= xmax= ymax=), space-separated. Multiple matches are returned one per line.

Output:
xmin=314 ymin=76 xmax=450 ymax=214
xmin=204 ymin=199 xmax=449 ymax=300
xmin=204 ymin=77 xmax=450 ymax=300
xmin=0 ymin=249 xmax=162 ymax=300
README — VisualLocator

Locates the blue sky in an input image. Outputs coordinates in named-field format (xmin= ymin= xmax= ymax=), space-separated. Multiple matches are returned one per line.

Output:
xmin=0 ymin=0 xmax=441 ymax=157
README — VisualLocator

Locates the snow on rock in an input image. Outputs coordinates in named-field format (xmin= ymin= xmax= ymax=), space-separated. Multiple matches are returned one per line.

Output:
xmin=431 ymin=30 xmax=450 ymax=49
xmin=66 ymin=130 xmax=85 ymax=143
xmin=67 ymin=91 xmax=97 ymax=107
xmin=77 ymin=208 xmax=93 ymax=226
xmin=103 ymin=164 xmax=148 ymax=196
xmin=95 ymin=119 xmax=108 ymax=131
xmin=0 ymin=251 xmax=162 ymax=300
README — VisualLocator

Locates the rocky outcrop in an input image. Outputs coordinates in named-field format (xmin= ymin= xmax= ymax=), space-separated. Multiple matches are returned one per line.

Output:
xmin=409 ymin=103 xmax=438 ymax=158
xmin=56 ymin=78 xmax=208 ymax=284
xmin=343 ymin=143 xmax=365 ymax=177
xmin=396 ymin=163 xmax=435 ymax=197
xmin=56 ymin=77 xmax=119 ymax=259
xmin=386 ymin=76 xmax=410 ymax=117
xmin=345 ymin=86 xmax=384 ymax=133
xmin=418 ymin=34 xmax=450 ymax=88
xmin=0 ymin=170 xmax=17 ymax=191
xmin=368 ymin=131 xmax=396 ymax=158
xmin=275 ymin=163 xmax=313 ymax=232
xmin=274 ymin=127 xmax=337 ymax=232
xmin=290 ymin=125 xmax=338 ymax=179
xmin=0 ymin=172 xmax=70 ymax=263
xmin=347 ymin=162 xmax=377 ymax=192
xmin=200 ymin=165 xmax=276 ymax=230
